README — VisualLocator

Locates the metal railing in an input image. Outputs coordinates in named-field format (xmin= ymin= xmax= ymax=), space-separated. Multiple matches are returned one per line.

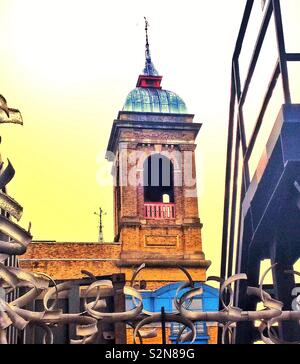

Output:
xmin=144 ymin=203 xmax=176 ymax=219
xmin=221 ymin=0 xmax=300 ymax=283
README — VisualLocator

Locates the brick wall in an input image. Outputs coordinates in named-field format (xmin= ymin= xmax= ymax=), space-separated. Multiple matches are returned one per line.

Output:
xmin=19 ymin=242 xmax=206 ymax=284
xmin=21 ymin=242 xmax=121 ymax=259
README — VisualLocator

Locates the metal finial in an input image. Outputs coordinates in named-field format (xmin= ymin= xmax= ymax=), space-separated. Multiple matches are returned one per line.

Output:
xmin=143 ymin=17 xmax=159 ymax=76
xmin=144 ymin=17 xmax=150 ymax=61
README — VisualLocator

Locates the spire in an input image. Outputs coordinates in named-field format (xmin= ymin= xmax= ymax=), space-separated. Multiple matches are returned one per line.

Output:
xmin=136 ymin=18 xmax=162 ymax=88
xmin=143 ymin=17 xmax=159 ymax=76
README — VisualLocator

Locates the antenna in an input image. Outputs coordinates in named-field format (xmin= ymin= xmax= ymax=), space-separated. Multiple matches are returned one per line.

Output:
xmin=94 ymin=207 xmax=107 ymax=243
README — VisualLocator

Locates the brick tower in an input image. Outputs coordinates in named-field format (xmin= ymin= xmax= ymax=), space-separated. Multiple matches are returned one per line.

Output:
xmin=106 ymin=19 xmax=210 ymax=278
xmin=19 ymin=20 xmax=218 ymax=344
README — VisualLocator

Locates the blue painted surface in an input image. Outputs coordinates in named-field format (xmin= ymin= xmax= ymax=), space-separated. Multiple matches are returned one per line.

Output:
xmin=126 ymin=282 xmax=219 ymax=344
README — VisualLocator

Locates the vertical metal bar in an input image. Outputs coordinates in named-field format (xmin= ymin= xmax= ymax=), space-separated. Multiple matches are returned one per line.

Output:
xmin=7 ymin=255 xmax=13 ymax=344
xmin=68 ymin=284 xmax=80 ymax=342
xmin=25 ymin=298 xmax=36 ymax=344
xmin=238 ymin=0 xmax=273 ymax=108
xmin=227 ymin=127 xmax=241 ymax=279
xmin=233 ymin=61 xmax=250 ymax=190
xmin=272 ymin=0 xmax=291 ymax=104
xmin=233 ymin=0 xmax=255 ymax=59
xmin=244 ymin=61 xmax=280 ymax=163
xmin=220 ymin=67 xmax=236 ymax=282
xmin=161 ymin=306 xmax=166 ymax=345
xmin=270 ymin=227 xmax=300 ymax=341
xmin=13 ymin=256 xmax=18 ymax=344
xmin=14 ymin=288 xmax=19 ymax=343
xmin=234 ymin=181 xmax=245 ymax=278
xmin=112 ymin=274 xmax=126 ymax=344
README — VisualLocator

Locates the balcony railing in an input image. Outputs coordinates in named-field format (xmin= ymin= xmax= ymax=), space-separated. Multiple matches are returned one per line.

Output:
xmin=144 ymin=202 xmax=176 ymax=219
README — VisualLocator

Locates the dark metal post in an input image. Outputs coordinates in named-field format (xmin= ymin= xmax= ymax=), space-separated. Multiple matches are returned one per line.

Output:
xmin=227 ymin=127 xmax=241 ymax=279
xmin=161 ymin=306 xmax=166 ymax=345
xmin=112 ymin=273 xmax=127 ymax=344
xmin=24 ymin=298 xmax=36 ymax=344
xmin=220 ymin=68 xmax=236 ymax=283
xmin=272 ymin=0 xmax=291 ymax=104
xmin=270 ymin=225 xmax=300 ymax=341
xmin=68 ymin=284 xmax=80 ymax=342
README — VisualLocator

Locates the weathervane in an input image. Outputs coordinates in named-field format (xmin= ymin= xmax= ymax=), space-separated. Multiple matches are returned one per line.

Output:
xmin=144 ymin=17 xmax=150 ymax=61
xmin=143 ymin=17 xmax=159 ymax=76
xmin=94 ymin=207 xmax=107 ymax=243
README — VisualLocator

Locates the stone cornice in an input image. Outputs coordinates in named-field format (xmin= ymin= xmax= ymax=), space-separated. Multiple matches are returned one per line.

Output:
xmin=106 ymin=119 xmax=202 ymax=159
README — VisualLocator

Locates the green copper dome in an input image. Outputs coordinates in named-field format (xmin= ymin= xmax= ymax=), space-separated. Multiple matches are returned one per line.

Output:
xmin=123 ymin=87 xmax=187 ymax=114
xmin=123 ymin=18 xmax=188 ymax=114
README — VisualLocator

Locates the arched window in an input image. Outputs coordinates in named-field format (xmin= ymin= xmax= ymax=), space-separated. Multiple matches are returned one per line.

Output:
xmin=143 ymin=154 xmax=174 ymax=203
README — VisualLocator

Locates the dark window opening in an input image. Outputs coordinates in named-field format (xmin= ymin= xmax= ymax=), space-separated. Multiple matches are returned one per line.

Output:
xmin=143 ymin=154 xmax=174 ymax=203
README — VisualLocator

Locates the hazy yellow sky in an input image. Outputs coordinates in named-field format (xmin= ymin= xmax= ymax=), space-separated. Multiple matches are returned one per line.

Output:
xmin=0 ymin=0 xmax=299 ymax=277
